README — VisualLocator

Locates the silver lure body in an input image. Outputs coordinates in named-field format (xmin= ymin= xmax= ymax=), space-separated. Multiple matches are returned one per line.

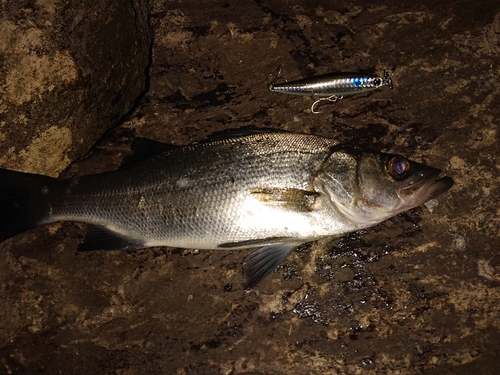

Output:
xmin=268 ymin=72 xmax=393 ymax=97
xmin=268 ymin=68 xmax=393 ymax=113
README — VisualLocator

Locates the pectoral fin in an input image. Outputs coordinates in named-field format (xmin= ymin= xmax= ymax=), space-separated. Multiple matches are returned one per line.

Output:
xmin=78 ymin=224 xmax=144 ymax=251
xmin=250 ymin=187 xmax=319 ymax=212
xmin=242 ymin=243 xmax=299 ymax=289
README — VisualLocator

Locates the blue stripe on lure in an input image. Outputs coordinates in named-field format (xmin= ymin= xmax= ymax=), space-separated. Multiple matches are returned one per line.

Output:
xmin=268 ymin=66 xmax=393 ymax=114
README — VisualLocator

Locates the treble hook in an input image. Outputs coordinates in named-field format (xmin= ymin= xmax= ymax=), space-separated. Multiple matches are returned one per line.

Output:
xmin=310 ymin=95 xmax=343 ymax=114
xmin=268 ymin=65 xmax=285 ymax=91
xmin=383 ymin=70 xmax=394 ymax=90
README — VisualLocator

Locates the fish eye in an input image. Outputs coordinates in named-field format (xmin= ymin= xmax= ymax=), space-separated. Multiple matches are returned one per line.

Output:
xmin=386 ymin=156 xmax=410 ymax=180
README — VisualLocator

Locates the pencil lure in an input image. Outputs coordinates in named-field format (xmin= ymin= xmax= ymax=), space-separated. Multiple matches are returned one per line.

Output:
xmin=268 ymin=66 xmax=393 ymax=113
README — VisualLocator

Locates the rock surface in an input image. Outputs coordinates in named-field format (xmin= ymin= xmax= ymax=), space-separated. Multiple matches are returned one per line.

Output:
xmin=0 ymin=0 xmax=151 ymax=176
xmin=1 ymin=0 xmax=500 ymax=374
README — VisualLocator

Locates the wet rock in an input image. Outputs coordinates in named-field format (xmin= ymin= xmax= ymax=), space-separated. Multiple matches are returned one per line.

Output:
xmin=0 ymin=0 xmax=151 ymax=176
xmin=1 ymin=0 xmax=500 ymax=374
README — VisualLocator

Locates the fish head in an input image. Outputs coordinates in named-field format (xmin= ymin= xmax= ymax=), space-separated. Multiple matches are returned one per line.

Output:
xmin=318 ymin=147 xmax=454 ymax=226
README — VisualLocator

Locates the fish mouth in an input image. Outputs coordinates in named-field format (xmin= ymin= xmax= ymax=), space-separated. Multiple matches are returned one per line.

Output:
xmin=398 ymin=170 xmax=454 ymax=208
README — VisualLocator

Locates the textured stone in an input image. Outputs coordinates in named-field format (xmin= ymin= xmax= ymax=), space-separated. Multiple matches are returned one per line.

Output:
xmin=0 ymin=0 xmax=151 ymax=176
xmin=1 ymin=0 xmax=500 ymax=374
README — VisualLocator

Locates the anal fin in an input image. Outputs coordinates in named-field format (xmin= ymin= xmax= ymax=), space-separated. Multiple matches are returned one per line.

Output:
xmin=78 ymin=224 xmax=144 ymax=251
xmin=242 ymin=243 xmax=299 ymax=290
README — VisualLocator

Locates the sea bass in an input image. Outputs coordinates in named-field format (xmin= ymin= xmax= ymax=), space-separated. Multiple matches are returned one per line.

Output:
xmin=0 ymin=131 xmax=453 ymax=288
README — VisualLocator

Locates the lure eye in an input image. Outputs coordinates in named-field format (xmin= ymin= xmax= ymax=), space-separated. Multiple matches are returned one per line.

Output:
xmin=373 ymin=78 xmax=382 ymax=86
xmin=386 ymin=156 xmax=410 ymax=180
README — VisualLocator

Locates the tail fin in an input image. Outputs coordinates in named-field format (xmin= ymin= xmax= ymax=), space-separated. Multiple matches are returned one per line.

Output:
xmin=0 ymin=168 xmax=53 ymax=242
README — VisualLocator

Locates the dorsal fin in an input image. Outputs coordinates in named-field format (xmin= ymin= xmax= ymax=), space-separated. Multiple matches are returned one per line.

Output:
xmin=120 ymin=129 xmax=283 ymax=168
xmin=197 ymin=127 xmax=283 ymax=144
xmin=119 ymin=138 xmax=179 ymax=169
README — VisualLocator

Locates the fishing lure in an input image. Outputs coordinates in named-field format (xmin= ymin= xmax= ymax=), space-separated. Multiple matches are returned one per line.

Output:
xmin=268 ymin=66 xmax=393 ymax=113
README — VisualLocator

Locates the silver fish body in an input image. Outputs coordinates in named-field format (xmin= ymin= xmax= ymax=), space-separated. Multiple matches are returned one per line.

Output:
xmin=0 ymin=131 xmax=453 ymax=288
xmin=44 ymin=132 xmax=343 ymax=249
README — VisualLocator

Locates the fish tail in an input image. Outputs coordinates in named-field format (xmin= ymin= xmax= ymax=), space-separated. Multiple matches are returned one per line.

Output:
xmin=0 ymin=168 xmax=54 ymax=242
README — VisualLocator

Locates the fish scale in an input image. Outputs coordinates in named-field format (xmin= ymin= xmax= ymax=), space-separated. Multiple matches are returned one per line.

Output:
xmin=42 ymin=132 xmax=337 ymax=248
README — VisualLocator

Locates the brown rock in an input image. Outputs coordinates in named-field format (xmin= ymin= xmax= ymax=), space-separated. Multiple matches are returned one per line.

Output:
xmin=0 ymin=0 xmax=151 ymax=176
xmin=1 ymin=1 xmax=500 ymax=374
